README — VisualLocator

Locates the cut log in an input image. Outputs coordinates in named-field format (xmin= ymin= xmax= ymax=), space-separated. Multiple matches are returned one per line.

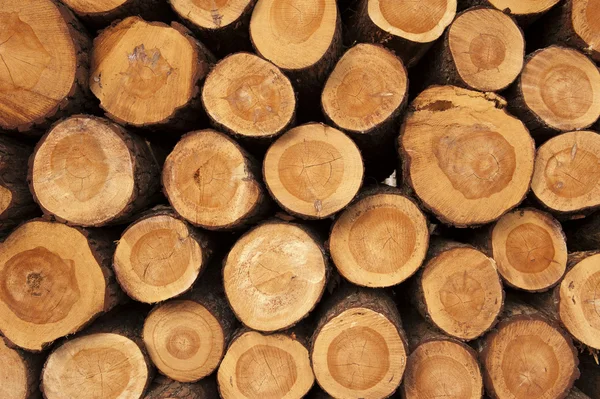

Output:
xmin=489 ymin=208 xmax=568 ymax=292
xmin=0 ymin=336 xmax=44 ymax=399
xmin=90 ymin=17 xmax=214 ymax=130
xmin=113 ymin=207 xmax=212 ymax=304
xmin=217 ymin=329 xmax=315 ymax=399
xmin=144 ymin=375 xmax=218 ymax=399
xmin=346 ymin=0 xmax=457 ymax=67
xmin=401 ymin=310 xmax=483 ymax=399
xmin=422 ymin=7 xmax=525 ymax=92
xmin=399 ymin=85 xmax=535 ymax=227
xmin=479 ymin=301 xmax=579 ymax=399
xmin=202 ymin=52 xmax=296 ymax=143
xmin=29 ymin=115 xmax=161 ymax=227
xmin=311 ymin=287 xmax=407 ymax=398
xmin=0 ymin=0 xmax=92 ymax=133
xmin=506 ymin=46 xmax=600 ymax=137
xmin=576 ymin=353 xmax=600 ymax=399
xmin=263 ymin=123 xmax=363 ymax=219
xmin=531 ymin=130 xmax=600 ymax=217
xmin=224 ymin=220 xmax=327 ymax=331
xmin=0 ymin=137 xmax=37 ymax=232
xmin=163 ymin=129 xmax=271 ymax=230
xmin=321 ymin=44 xmax=408 ymax=180
xmin=413 ymin=241 xmax=504 ymax=341
xmin=0 ymin=220 xmax=121 ymax=351
xmin=60 ymin=0 xmax=173 ymax=29
xmin=170 ymin=0 xmax=256 ymax=56
xmin=459 ymin=0 xmax=561 ymax=26
xmin=329 ymin=186 xmax=429 ymax=288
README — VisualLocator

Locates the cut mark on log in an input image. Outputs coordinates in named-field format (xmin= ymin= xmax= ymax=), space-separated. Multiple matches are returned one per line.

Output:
xmin=271 ymin=0 xmax=326 ymax=44
xmin=505 ymin=223 xmax=555 ymax=274
xmin=378 ymin=0 xmax=447 ymax=34
xmin=123 ymin=45 xmax=174 ymax=100
xmin=544 ymin=146 xmax=600 ymax=198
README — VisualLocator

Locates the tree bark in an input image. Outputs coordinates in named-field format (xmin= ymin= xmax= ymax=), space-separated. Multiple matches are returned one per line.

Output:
xmin=563 ymin=212 xmax=600 ymax=251
xmin=0 ymin=335 xmax=44 ymax=399
xmin=576 ymin=352 xmax=600 ymax=399
xmin=458 ymin=0 xmax=561 ymax=26
xmin=144 ymin=375 xmax=218 ymax=399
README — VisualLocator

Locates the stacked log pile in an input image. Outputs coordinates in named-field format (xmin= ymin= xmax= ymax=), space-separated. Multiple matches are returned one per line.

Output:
xmin=3 ymin=0 xmax=600 ymax=398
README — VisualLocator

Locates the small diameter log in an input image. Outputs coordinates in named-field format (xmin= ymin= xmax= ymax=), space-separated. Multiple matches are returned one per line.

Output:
xmin=170 ymin=0 xmax=256 ymax=56
xmin=489 ymin=208 xmax=568 ymax=292
xmin=459 ymin=0 xmax=560 ymax=26
xmin=479 ymin=301 xmax=579 ymax=399
xmin=347 ymin=0 xmax=457 ymax=67
xmin=144 ymin=375 xmax=218 ymax=399
xmin=163 ymin=129 xmax=270 ymax=230
xmin=311 ymin=287 xmax=408 ymax=398
xmin=30 ymin=115 xmax=161 ymax=227
xmin=224 ymin=220 xmax=328 ymax=332
xmin=329 ymin=187 xmax=429 ymax=288
xmin=0 ymin=137 xmax=36 ymax=232
xmin=399 ymin=85 xmax=535 ymax=227
xmin=0 ymin=336 xmax=43 ymax=399
xmin=202 ymin=52 xmax=296 ymax=143
xmin=60 ymin=0 xmax=172 ymax=29
xmin=113 ymin=207 xmax=212 ymax=304
xmin=90 ymin=17 xmax=214 ymax=130
xmin=264 ymin=123 xmax=364 ymax=219
xmin=506 ymin=46 xmax=600 ymax=137
xmin=424 ymin=7 xmax=524 ymax=92
xmin=0 ymin=0 xmax=92 ymax=133
xmin=413 ymin=241 xmax=504 ymax=341
xmin=321 ymin=44 xmax=408 ymax=180
xmin=218 ymin=330 xmax=315 ymax=399
xmin=531 ymin=130 xmax=600 ymax=217
xmin=576 ymin=353 xmax=600 ymax=399
xmin=0 ymin=220 xmax=121 ymax=351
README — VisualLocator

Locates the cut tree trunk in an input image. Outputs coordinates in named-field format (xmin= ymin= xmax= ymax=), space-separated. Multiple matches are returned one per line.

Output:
xmin=113 ymin=206 xmax=212 ymax=304
xmin=0 ymin=0 xmax=92 ymax=134
xmin=162 ymin=129 xmax=271 ymax=230
xmin=311 ymin=286 xmax=408 ymax=399
xmin=217 ymin=329 xmax=315 ymax=399
xmin=90 ymin=17 xmax=215 ymax=131
xmin=459 ymin=0 xmax=561 ymax=26
xmin=506 ymin=46 xmax=600 ymax=138
xmin=531 ymin=130 xmax=600 ymax=217
xmin=346 ymin=0 xmax=457 ymax=67
xmin=401 ymin=309 xmax=483 ymax=399
xmin=420 ymin=7 xmax=525 ymax=92
xmin=412 ymin=240 xmax=504 ymax=341
xmin=263 ymin=123 xmax=364 ymax=219
xmin=0 ymin=220 xmax=122 ymax=351
xmin=487 ymin=208 xmax=568 ymax=292
xmin=29 ymin=115 xmax=161 ymax=227
xmin=170 ymin=0 xmax=256 ymax=56
xmin=144 ymin=375 xmax=218 ymax=399
xmin=479 ymin=300 xmax=579 ymax=399
xmin=0 ymin=336 xmax=44 ymax=399
xmin=321 ymin=43 xmax=408 ymax=180
xmin=576 ymin=353 xmax=600 ymax=399
xmin=202 ymin=52 xmax=296 ymax=144
xmin=399 ymin=85 xmax=535 ymax=227
xmin=250 ymin=0 xmax=342 ymax=120
xmin=329 ymin=186 xmax=429 ymax=288
xmin=0 ymin=137 xmax=37 ymax=233
xmin=142 ymin=266 xmax=237 ymax=382
xmin=223 ymin=220 xmax=328 ymax=332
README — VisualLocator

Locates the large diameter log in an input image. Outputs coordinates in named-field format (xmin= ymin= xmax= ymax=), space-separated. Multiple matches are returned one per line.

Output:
xmin=0 ymin=0 xmax=92 ymax=133
xmin=347 ymin=0 xmax=457 ymax=67
xmin=311 ymin=287 xmax=408 ymax=398
xmin=113 ymin=207 xmax=212 ymax=304
xmin=479 ymin=301 xmax=579 ymax=399
xmin=0 ymin=220 xmax=121 ymax=351
xmin=531 ymin=130 xmax=600 ymax=217
xmin=202 ymin=53 xmax=296 ymax=143
xmin=90 ymin=17 xmax=214 ymax=130
xmin=399 ymin=85 xmax=535 ymax=227
xmin=29 ymin=115 xmax=161 ymax=227
xmin=144 ymin=375 xmax=218 ymax=399
xmin=264 ymin=123 xmax=364 ymax=219
xmin=218 ymin=329 xmax=315 ymax=398
xmin=413 ymin=242 xmax=504 ymax=341
xmin=489 ymin=208 xmax=567 ymax=292
xmin=60 ymin=0 xmax=172 ymax=29
xmin=459 ymin=0 xmax=561 ymax=25
xmin=329 ymin=186 xmax=429 ymax=288
xmin=321 ymin=44 xmax=408 ymax=180
xmin=224 ymin=221 xmax=328 ymax=331
xmin=0 ymin=336 xmax=43 ymax=399
xmin=506 ymin=46 xmax=600 ymax=137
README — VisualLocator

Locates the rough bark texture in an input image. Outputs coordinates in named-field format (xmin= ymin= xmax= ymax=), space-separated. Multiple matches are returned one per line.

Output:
xmin=576 ymin=352 xmax=600 ymax=399
xmin=458 ymin=0 xmax=557 ymax=26
xmin=563 ymin=213 xmax=600 ymax=251
xmin=144 ymin=375 xmax=218 ymax=399
xmin=65 ymin=0 xmax=175 ymax=30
